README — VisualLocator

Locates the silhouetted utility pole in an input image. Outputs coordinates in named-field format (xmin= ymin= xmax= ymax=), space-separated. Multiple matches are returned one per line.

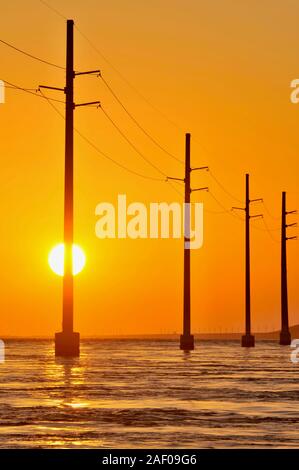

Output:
xmin=183 ymin=133 xmax=192 ymax=350
xmin=168 ymin=133 xmax=208 ymax=351
xmin=233 ymin=174 xmax=262 ymax=348
xmin=280 ymin=191 xmax=297 ymax=345
xmin=40 ymin=19 xmax=100 ymax=357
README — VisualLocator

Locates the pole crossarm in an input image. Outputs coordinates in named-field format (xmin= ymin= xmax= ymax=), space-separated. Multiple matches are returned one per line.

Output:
xmin=75 ymin=101 xmax=101 ymax=108
xmin=286 ymin=210 xmax=297 ymax=215
xmin=191 ymin=166 xmax=209 ymax=172
xmin=191 ymin=187 xmax=209 ymax=193
xmin=232 ymin=206 xmax=245 ymax=211
xmin=250 ymin=198 xmax=263 ymax=203
xmin=286 ymin=236 xmax=298 ymax=240
xmin=250 ymin=214 xmax=263 ymax=219
xmin=39 ymin=85 xmax=65 ymax=92
xmin=286 ymin=222 xmax=297 ymax=228
xmin=75 ymin=70 xmax=101 ymax=76
xmin=166 ymin=176 xmax=185 ymax=182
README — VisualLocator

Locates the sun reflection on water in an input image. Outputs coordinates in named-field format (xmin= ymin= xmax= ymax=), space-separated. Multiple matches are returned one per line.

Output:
xmin=2 ymin=340 xmax=299 ymax=448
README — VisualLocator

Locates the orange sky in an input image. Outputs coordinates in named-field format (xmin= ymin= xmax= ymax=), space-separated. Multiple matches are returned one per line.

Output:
xmin=0 ymin=0 xmax=298 ymax=336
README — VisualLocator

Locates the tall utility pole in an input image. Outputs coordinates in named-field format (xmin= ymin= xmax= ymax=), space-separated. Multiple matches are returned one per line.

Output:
xmin=280 ymin=191 xmax=297 ymax=345
xmin=41 ymin=20 xmax=100 ymax=357
xmin=182 ymin=133 xmax=192 ymax=350
xmin=233 ymin=174 xmax=262 ymax=348
xmin=55 ymin=20 xmax=77 ymax=356
xmin=168 ymin=133 xmax=208 ymax=351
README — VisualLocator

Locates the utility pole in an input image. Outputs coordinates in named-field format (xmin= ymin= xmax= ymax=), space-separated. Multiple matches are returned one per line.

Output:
xmin=280 ymin=191 xmax=297 ymax=345
xmin=168 ymin=133 xmax=208 ymax=351
xmin=233 ymin=174 xmax=262 ymax=347
xmin=182 ymin=133 xmax=192 ymax=350
xmin=55 ymin=19 xmax=77 ymax=356
xmin=40 ymin=19 xmax=100 ymax=357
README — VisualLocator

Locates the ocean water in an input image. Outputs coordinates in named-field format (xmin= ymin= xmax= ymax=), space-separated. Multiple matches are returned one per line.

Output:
xmin=0 ymin=339 xmax=299 ymax=448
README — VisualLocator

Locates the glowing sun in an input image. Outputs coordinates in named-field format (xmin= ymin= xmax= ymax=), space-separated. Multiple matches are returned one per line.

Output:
xmin=48 ymin=243 xmax=86 ymax=276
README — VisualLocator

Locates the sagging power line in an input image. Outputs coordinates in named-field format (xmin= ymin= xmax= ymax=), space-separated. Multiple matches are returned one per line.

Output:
xmin=0 ymin=38 xmax=65 ymax=70
xmin=99 ymin=74 xmax=183 ymax=165
xmin=0 ymin=0 xmax=249 ymax=208
xmin=39 ymin=89 xmax=165 ymax=183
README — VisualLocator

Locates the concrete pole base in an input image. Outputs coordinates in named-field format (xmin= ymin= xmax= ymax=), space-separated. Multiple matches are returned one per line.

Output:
xmin=241 ymin=334 xmax=255 ymax=347
xmin=55 ymin=331 xmax=80 ymax=357
xmin=180 ymin=334 xmax=194 ymax=351
xmin=279 ymin=330 xmax=291 ymax=346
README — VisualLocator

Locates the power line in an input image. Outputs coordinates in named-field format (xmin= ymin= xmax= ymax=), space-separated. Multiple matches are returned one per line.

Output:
xmin=37 ymin=2 xmax=189 ymax=184
xmin=37 ymin=1 xmax=185 ymax=172
xmin=74 ymin=24 xmax=185 ymax=133
xmin=100 ymin=74 xmax=183 ymax=164
xmin=100 ymin=73 xmax=249 ymax=205
xmin=261 ymin=217 xmax=280 ymax=244
xmin=38 ymin=0 xmax=67 ymax=20
xmin=251 ymin=219 xmax=280 ymax=232
xmin=2 ymin=85 xmax=39 ymax=92
xmin=100 ymin=105 xmax=168 ymax=178
xmin=208 ymin=191 xmax=244 ymax=221
xmin=39 ymin=90 xmax=186 ymax=199
xmin=101 ymin=105 xmax=193 ymax=199
xmin=16 ymin=1 xmax=295 ymax=223
xmin=166 ymin=180 xmax=184 ymax=197
xmin=2 ymin=79 xmax=288 ymax=228
xmin=76 ymin=127 xmax=165 ymax=182
xmin=208 ymin=169 xmax=243 ymax=204
xmin=36 ymin=0 xmax=254 ymax=209
xmin=262 ymin=200 xmax=280 ymax=221
xmin=248 ymin=211 xmax=281 ymax=242
xmin=37 ymin=0 xmax=279 ymax=220
xmin=206 ymin=207 xmax=232 ymax=215
xmin=38 ymin=0 xmax=184 ymax=134
xmin=5 ymin=78 xmax=182 ymax=190
xmin=39 ymin=89 xmax=165 ymax=182
xmin=1 ymin=79 xmax=65 ymax=103
xmin=0 ymin=38 xmax=65 ymax=70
